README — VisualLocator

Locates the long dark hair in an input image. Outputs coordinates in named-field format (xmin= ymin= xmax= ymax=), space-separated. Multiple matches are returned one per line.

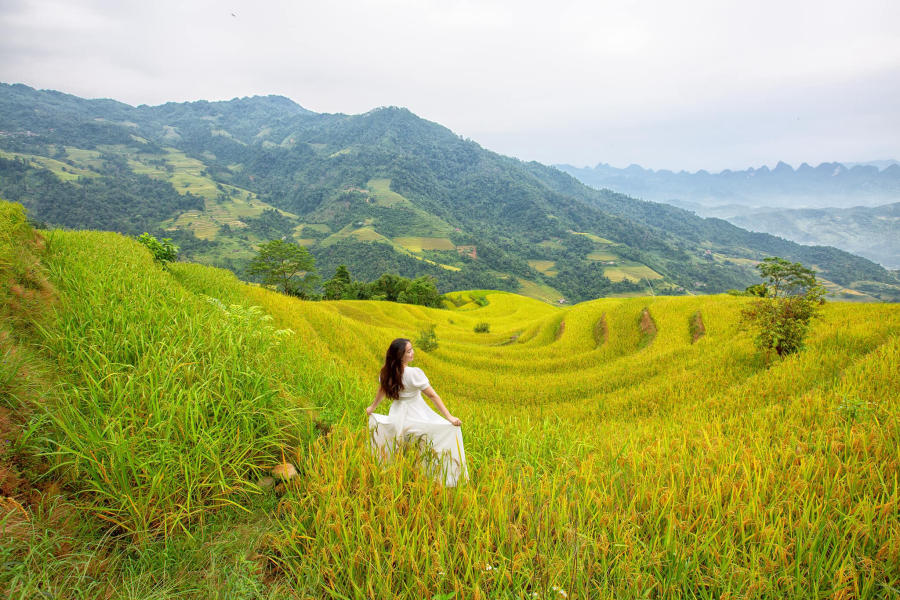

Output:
xmin=379 ymin=338 xmax=409 ymax=400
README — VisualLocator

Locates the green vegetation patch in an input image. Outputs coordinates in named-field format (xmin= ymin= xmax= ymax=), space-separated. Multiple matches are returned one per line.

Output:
xmin=395 ymin=236 xmax=456 ymax=252
xmin=587 ymin=251 xmax=618 ymax=261
xmin=527 ymin=259 xmax=558 ymax=276
xmin=604 ymin=263 xmax=664 ymax=283
xmin=367 ymin=178 xmax=411 ymax=207
xmin=569 ymin=230 xmax=614 ymax=244
xmin=64 ymin=146 xmax=105 ymax=169
xmin=537 ymin=239 xmax=565 ymax=250
xmin=328 ymin=147 xmax=354 ymax=158
xmin=350 ymin=227 xmax=388 ymax=242
xmin=516 ymin=277 xmax=565 ymax=303
xmin=0 ymin=150 xmax=99 ymax=181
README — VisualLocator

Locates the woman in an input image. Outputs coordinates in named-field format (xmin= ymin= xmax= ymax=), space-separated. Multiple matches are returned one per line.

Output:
xmin=366 ymin=338 xmax=468 ymax=487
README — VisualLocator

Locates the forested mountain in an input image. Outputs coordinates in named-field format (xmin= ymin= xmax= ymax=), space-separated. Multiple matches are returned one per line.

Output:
xmin=728 ymin=203 xmax=900 ymax=269
xmin=557 ymin=162 xmax=900 ymax=270
xmin=2 ymin=82 xmax=898 ymax=302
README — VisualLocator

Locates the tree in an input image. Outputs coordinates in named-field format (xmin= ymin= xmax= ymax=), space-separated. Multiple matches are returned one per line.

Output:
xmin=755 ymin=257 xmax=820 ymax=298
xmin=397 ymin=275 xmax=442 ymax=308
xmin=741 ymin=257 xmax=826 ymax=359
xmin=324 ymin=264 xmax=352 ymax=300
xmin=246 ymin=239 xmax=317 ymax=296
xmin=370 ymin=273 xmax=407 ymax=302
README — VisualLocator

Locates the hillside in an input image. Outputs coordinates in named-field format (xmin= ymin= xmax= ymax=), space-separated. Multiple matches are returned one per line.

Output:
xmin=2 ymin=83 xmax=899 ymax=302
xmin=3 ymin=202 xmax=899 ymax=597
xmin=558 ymin=162 xmax=900 ymax=270
xmin=728 ymin=202 xmax=900 ymax=269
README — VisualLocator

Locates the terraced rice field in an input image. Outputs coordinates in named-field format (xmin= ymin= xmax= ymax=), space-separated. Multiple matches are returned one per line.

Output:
xmin=604 ymin=263 xmax=664 ymax=283
xmin=569 ymin=230 xmax=615 ymax=244
xmin=528 ymin=259 xmax=558 ymax=276
xmin=170 ymin=265 xmax=900 ymax=599
xmin=587 ymin=251 xmax=617 ymax=261
xmin=394 ymin=236 xmax=456 ymax=252
xmin=367 ymin=177 xmax=412 ymax=207
xmin=6 ymin=214 xmax=897 ymax=599
xmin=516 ymin=277 xmax=565 ymax=303
xmin=0 ymin=150 xmax=99 ymax=180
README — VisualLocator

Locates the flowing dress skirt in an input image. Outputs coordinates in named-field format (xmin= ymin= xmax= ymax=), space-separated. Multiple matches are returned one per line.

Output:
xmin=368 ymin=395 xmax=468 ymax=487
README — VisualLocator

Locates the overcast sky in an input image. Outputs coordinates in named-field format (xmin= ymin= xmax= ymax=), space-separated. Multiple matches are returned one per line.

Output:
xmin=2 ymin=0 xmax=898 ymax=171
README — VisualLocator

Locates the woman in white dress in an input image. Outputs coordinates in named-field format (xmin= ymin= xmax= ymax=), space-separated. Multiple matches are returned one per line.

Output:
xmin=366 ymin=338 xmax=468 ymax=487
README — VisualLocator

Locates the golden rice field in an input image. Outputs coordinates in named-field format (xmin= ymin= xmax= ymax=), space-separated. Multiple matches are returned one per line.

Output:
xmin=2 ymin=209 xmax=898 ymax=599
xmin=171 ymin=264 xmax=900 ymax=599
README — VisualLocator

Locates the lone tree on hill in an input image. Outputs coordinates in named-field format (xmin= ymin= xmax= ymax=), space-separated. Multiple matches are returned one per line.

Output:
xmin=741 ymin=257 xmax=826 ymax=359
xmin=247 ymin=239 xmax=319 ymax=298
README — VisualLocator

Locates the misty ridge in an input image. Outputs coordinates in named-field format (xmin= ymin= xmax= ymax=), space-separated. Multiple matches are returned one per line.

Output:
xmin=558 ymin=161 xmax=900 ymax=269
xmin=556 ymin=160 xmax=900 ymax=210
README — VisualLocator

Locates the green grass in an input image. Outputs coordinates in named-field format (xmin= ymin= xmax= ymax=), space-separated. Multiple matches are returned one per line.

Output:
xmin=0 ymin=202 xmax=368 ymax=597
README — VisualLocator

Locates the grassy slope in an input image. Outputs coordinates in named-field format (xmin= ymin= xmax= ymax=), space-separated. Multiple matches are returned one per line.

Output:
xmin=2 ymin=210 xmax=899 ymax=598
xmin=0 ymin=203 xmax=362 ymax=597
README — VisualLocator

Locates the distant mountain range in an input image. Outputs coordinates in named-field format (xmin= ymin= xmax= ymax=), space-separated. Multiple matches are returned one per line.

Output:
xmin=557 ymin=161 xmax=900 ymax=269
xmin=728 ymin=203 xmax=900 ymax=270
xmin=1 ymin=82 xmax=898 ymax=302
xmin=556 ymin=161 xmax=900 ymax=209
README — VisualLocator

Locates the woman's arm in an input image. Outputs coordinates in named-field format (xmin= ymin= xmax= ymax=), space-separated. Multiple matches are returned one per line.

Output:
xmin=423 ymin=387 xmax=461 ymax=426
xmin=366 ymin=386 xmax=385 ymax=416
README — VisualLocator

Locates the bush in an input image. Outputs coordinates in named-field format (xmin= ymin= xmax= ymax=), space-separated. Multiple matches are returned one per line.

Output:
xmin=415 ymin=324 xmax=438 ymax=352
xmin=474 ymin=322 xmax=490 ymax=333
xmin=137 ymin=232 xmax=178 ymax=263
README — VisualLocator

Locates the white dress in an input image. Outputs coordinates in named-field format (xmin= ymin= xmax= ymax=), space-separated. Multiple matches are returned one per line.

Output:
xmin=368 ymin=366 xmax=468 ymax=487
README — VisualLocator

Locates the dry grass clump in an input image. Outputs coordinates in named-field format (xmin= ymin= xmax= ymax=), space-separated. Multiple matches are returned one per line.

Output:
xmin=689 ymin=310 xmax=706 ymax=343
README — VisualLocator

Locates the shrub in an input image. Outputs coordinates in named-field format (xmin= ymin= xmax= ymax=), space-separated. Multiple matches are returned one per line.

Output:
xmin=415 ymin=324 xmax=438 ymax=352
xmin=471 ymin=293 xmax=489 ymax=306
xmin=474 ymin=322 xmax=490 ymax=333
xmin=137 ymin=232 xmax=178 ymax=263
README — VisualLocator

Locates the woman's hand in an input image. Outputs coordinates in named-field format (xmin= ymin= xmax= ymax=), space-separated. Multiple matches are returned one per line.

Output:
xmin=366 ymin=405 xmax=375 ymax=417
xmin=447 ymin=415 xmax=462 ymax=426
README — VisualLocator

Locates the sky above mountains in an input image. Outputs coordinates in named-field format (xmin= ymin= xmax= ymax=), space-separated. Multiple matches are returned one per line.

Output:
xmin=2 ymin=0 xmax=898 ymax=172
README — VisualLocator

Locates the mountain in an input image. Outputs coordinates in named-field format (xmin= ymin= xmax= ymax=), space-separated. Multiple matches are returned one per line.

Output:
xmin=556 ymin=161 xmax=900 ymax=210
xmin=1 ymin=82 xmax=898 ymax=302
xmin=557 ymin=161 xmax=900 ymax=270
xmin=727 ymin=203 xmax=900 ymax=269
